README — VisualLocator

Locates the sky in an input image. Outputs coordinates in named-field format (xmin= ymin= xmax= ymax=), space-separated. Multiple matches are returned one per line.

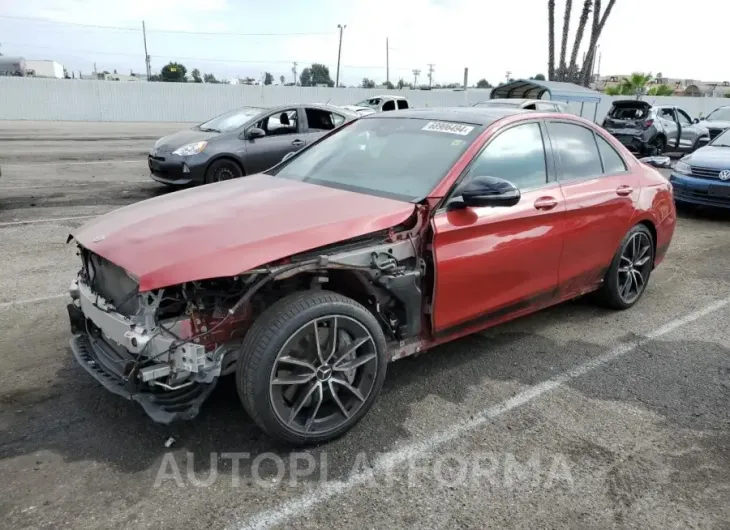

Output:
xmin=0 ymin=0 xmax=726 ymax=86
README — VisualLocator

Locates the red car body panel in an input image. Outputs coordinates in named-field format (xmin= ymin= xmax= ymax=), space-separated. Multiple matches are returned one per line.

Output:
xmin=428 ymin=112 xmax=675 ymax=340
xmin=72 ymin=174 xmax=415 ymax=291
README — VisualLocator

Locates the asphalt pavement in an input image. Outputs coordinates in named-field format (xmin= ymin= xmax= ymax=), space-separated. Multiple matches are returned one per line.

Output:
xmin=1 ymin=122 xmax=729 ymax=529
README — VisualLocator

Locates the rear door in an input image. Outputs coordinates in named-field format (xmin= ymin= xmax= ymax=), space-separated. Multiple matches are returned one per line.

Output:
xmin=656 ymin=107 xmax=680 ymax=150
xmin=244 ymin=108 xmax=306 ymax=173
xmin=545 ymin=120 xmax=638 ymax=296
xmin=675 ymin=107 xmax=699 ymax=150
xmin=431 ymin=120 xmax=567 ymax=332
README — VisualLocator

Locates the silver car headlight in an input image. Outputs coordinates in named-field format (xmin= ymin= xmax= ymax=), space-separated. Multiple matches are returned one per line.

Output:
xmin=674 ymin=161 xmax=691 ymax=175
xmin=172 ymin=141 xmax=208 ymax=156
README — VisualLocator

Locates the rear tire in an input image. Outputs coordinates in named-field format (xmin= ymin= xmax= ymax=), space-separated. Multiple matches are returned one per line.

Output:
xmin=651 ymin=136 xmax=666 ymax=156
xmin=596 ymin=224 xmax=655 ymax=310
xmin=237 ymin=290 xmax=388 ymax=446
xmin=205 ymin=159 xmax=243 ymax=183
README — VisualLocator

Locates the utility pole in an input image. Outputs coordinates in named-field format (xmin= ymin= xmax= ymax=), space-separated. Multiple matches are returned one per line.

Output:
xmin=412 ymin=69 xmax=420 ymax=88
xmin=427 ymin=64 xmax=435 ymax=88
xmin=292 ymin=62 xmax=298 ymax=85
xmin=505 ymin=70 xmax=512 ymax=82
xmin=335 ymin=24 xmax=346 ymax=88
xmin=386 ymin=37 xmax=390 ymax=85
xmin=463 ymin=67 xmax=468 ymax=90
xmin=142 ymin=21 xmax=152 ymax=80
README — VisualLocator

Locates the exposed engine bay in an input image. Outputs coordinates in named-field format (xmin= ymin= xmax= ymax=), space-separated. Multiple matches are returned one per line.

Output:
xmin=67 ymin=224 xmax=426 ymax=423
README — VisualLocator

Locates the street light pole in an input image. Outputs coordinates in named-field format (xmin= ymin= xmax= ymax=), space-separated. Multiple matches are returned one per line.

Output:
xmin=336 ymin=24 xmax=346 ymax=88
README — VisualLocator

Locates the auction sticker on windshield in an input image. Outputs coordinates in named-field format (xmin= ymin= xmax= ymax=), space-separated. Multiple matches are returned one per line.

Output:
xmin=421 ymin=121 xmax=475 ymax=135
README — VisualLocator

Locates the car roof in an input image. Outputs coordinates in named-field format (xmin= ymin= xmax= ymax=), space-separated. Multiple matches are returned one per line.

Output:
xmin=265 ymin=103 xmax=359 ymax=118
xmin=360 ymin=106 xmax=531 ymax=125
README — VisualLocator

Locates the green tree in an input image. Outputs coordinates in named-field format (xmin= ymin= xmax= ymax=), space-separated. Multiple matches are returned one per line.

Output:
xmin=299 ymin=67 xmax=312 ymax=86
xmin=476 ymin=78 xmax=492 ymax=88
xmin=361 ymin=78 xmax=376 ymax=89
xmin=309 ymin=63 xmax=334 ymax=86
xmin=533 ymin=73 xmax=546 ymax=81
xmin=620 ymin=72 xmax=653 ymax=99
xmin=264 ymin=72 xmax=273 ymax=85
xmin=161 ymin=62 xmax=187 ymax=82
xmin=191 ymin=68 xmax=202 ymax=83
xmin=279 ymin=75 xmax=285 ymax=85
xmin=203 ymin=73 xmax=219 ymax=83
xmin=604 ymin=85 xmax=621 ymax=95
xmin=647 ymin=84 xmax=674 ymax=96
xmin=383 ymin=80 xmax=394 ymax=89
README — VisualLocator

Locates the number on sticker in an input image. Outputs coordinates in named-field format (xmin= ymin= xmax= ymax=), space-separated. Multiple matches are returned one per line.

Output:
xmin=421 ymin=121 xmax=475 ymax=135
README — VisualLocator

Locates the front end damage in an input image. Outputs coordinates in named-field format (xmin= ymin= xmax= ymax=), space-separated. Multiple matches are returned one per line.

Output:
xmin=67 ymin=210 xmax=428 ymax=423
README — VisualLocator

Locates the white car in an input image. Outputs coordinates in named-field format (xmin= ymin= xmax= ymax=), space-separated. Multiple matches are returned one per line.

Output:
xmin=341 ymin=95 xmax=411 ymax=115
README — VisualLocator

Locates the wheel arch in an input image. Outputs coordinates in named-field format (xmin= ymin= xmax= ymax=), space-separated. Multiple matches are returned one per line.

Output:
xmin=635 ymin=219 xmax=657 ymax=266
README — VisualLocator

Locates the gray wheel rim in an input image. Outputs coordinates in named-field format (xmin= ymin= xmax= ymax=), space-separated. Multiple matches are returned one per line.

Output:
xmin=617 ymin=232 xmax=652 ymax=304
xmin=214 ymin=166 xmax=236 ymax=181
xmin=268 ymin=315 xmax=378 ymax=435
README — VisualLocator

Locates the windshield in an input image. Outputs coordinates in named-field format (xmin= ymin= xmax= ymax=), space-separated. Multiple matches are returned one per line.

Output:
xmin=197 ymin=106 xmax=262 ymax=132
xmin=706 ymin=107 xmax=730 ymax=122
xmin=474 ymin=101 xmax=522 ymax=108
xmin=354 ymin=98 xmax=381 ymax=108
xmin=270 ymin=117 xmax=482 ymax=202
xmin=710 ymin=128 xmax=730 ymax=147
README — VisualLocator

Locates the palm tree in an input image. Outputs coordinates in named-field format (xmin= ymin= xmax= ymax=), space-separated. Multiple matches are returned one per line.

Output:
xmin=620 ymin=72 xmax=653 ymax=99
xmin=548 ymin=0 xmax=556 ymax=80
xmin=581 ymin=0 xmax=618 ymax=86
xmin=567 ymin=0 xmax=593 ymax=82
xmin=558 ymin=0 xmax=572 ymax=80
xmin=647 ymin=84 xmax=674 ymax=96
xmin=604 ymin=85 xmax=621 ymax=96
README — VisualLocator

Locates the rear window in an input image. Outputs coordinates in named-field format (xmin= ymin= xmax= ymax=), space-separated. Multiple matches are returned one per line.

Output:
xmin=608 ymin=105 xmax=649 ymax=120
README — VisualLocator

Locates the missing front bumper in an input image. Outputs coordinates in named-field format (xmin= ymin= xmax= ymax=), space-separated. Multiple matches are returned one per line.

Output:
xmin=68 ymin=309 xmax=218 ymax=424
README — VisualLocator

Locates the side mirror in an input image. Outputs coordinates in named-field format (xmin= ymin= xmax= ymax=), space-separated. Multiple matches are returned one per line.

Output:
xmin=692 ymin=118 xmax=700 ymax=124
xmin=282 ymin=151 xmax=296 ymax=162
xmin=639 ymin=155 xmax=672 ymax=169
xmin=246 ymin=127 xmax=266 ymax=140
xmin=458 ymin=176 xmax=521 ymax=208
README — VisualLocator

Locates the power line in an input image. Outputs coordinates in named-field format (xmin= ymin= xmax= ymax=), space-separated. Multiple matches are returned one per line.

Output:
xmin=0 ymin=15 xmax=335 ymax=36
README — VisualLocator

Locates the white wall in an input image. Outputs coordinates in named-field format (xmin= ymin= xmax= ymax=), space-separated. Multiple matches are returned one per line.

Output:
xmin=0 ymin=77 xmax=727 ymax=123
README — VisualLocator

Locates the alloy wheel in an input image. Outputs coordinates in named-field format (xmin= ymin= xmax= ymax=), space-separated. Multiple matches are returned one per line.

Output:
xmin=214 ymin=166 xmax=236 ymax=181
xmin=268 ymin=315 xmax=378 ymax=435
xmin=617 ymin=232 xmax=652 ymax=304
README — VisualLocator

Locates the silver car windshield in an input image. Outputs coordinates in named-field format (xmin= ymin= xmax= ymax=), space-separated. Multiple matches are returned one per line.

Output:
xmin=707 ymin=107 xmax=730 ymax=121
xmin=354 ymin=98 xmax=381 ymax=108
xmin=271 ymin=117 xmax=481 ymax=202
xmin=198 ymin=107 xmax=262 ymax=133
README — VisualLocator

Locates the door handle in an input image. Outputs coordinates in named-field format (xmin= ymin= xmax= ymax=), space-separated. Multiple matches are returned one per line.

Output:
xmin=291 ymin=139 xmax=305 ymax=147
xmin=616 ymin=185 xmax=634 ymax=196
xmin=534 ymin=196 xmax=558 ymax=210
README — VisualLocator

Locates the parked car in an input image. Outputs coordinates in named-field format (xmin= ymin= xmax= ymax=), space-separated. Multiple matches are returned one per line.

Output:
xmin=67 ymin=107 xmax=675 ymax=445
xmin=472 ymin=98 xmax=568 ymax=112
xmin=147 ymin=104 xmax=359 ymax=186
xmin=340 ymin=95 xmax=411 ymax=115
xmin=668 ymin=126 xmax=730 ymax=208
xmin=602 ymin=100 xmax=710 ymax=156
xmin=699 ymin=105 xmax=730 ymax=142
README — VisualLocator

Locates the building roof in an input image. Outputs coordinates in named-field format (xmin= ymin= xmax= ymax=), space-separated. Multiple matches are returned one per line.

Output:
xmin=490 ymin=79 xmax=603 ymax=103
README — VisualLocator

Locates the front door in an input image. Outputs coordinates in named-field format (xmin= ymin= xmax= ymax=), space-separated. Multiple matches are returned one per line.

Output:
xmin=431 ymin=121 xmax=567 ymax=333
xmin=244 ymin=108 xmax=306 ymax=173
xmin=545 ymin=120 xmax=639 ymax=296
xmin=675 ymin=107 xmax=700 ymax=151
xmin=657 ymin=107 xmax=680 ymax=150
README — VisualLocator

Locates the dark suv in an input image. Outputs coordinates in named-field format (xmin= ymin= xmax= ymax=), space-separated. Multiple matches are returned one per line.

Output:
xmin=602 ymin=100 xmax=709 ymax=155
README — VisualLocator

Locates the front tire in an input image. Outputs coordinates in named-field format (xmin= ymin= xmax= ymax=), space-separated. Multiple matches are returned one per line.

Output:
xmin=237 ymin=290 xmax=388 ymax=445
xmin=205 ymin=159 xmax=243 ymax=183
xmin=597 ymin=224 xmax=655 ymax=310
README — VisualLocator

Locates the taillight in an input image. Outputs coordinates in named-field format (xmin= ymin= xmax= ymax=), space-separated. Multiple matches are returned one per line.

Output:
xmin=643 ymin=119 xmax=654 ymax=129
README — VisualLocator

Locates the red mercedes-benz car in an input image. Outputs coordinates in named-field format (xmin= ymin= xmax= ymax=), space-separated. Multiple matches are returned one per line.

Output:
xmin=67 ymin=107 xmax=676 ymax=445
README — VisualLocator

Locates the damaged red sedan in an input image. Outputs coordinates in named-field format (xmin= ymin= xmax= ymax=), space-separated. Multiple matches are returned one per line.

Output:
xmin=67 ymin=107 xmax=676 ymax=445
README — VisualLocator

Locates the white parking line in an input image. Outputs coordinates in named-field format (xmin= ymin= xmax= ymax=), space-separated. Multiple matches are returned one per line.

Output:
xmin=0 ymin=215 xmax=97 ymax=227
xmin=0 ymin=293 xmax=66 ymax=310
xmin=1 ymin=160 xmax=143 ymax=168
xmin=233 ymin=296 xmax=730 ymax=530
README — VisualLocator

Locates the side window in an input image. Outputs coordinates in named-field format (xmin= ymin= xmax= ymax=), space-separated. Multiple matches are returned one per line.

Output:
xmin=332 ymin=113 xmax=346 ymax=127
xmin=676 ymin=109 xmax=691 ymax=125
xmin=305 ymin=108 xmax=336 ymax=131
xmin=397 ymin=99 xmax=408 ymax=110
xmin=258 ymin=109 xmax=298 ymax=136
xmin=658 ymin=108 xmax=676 ymax=121
xmin=463 ymin=123 xmax=548 ymax=190
xmin=382 ymin=100 xmax=396 ymax=111
xmin=547 ymin=122 xmax=603 ymax=181
xmin=595 ymin=134 xmax=628 ymax=174
xmin=536 ymin=102 xmax=556 ymax=111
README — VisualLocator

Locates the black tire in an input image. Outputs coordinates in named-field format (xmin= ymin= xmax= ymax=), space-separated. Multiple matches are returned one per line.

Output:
xmin=651 ymin=136 xmax=666 ymax=156
xmin=237 ymin=290 xmax=388 ymax=445
xmin=205 ymin=158 xmax=243 ymax=184
xmin=596 ymin=224 xmax=655 ymax=310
